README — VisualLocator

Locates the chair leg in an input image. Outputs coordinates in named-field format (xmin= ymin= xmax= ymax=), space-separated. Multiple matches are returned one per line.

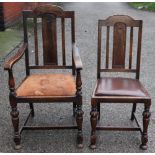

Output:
xmin=140 ymin=101 xmax=151 ymax=150
xmin=10 ymin=96 xmax=21 ymax=150
xmin=29 ymin=103 xmax=34 ymax=117
xmin=90 ymin=99 xmax=98 ymax=149
xmin=131 ymin=103 xmax=137 ymax=121
xmin=97 ymin=102 xmax=100 ymax=120
xmin=73 ymin=102 xmax=77 ymax=117
xmin=76 ymin=97 xmax=84 ymax=148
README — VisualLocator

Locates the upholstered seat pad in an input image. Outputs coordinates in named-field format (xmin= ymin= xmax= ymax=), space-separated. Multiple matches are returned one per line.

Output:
xmin=95 ymin=77 xmax=148 ymax=97
xmin=16 ymin=74 xmax=76 ymax=96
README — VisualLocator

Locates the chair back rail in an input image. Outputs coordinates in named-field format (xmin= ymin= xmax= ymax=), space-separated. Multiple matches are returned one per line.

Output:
xmin=33 ymin=16 xmax=39 ymax=65
xmin=61 ymin=17 xmax=66 ymax=65
xmin=97 ymin=15 xmax=142 ymax=79
xmin=22 ymin=5 xmax=75 ymax=75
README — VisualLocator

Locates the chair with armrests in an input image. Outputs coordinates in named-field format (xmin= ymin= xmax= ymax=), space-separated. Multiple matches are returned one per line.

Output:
xmin=90 ymin=15 xmax=151 ymax=150
xmin=4 ymin=4 xmax=83 ymax=149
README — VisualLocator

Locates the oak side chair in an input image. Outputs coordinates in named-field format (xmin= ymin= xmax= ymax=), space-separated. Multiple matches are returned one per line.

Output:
xmin=4 ymin=5 xmax=84 ymax=149
xmin=90 ymin=15 xmax=151 ymax=150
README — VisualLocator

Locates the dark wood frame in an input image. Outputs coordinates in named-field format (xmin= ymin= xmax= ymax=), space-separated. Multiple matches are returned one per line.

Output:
xmin=4 ymin=5 xmax=83 ymax=149
xmin=90 ymin=15 xmax=151 ymax=150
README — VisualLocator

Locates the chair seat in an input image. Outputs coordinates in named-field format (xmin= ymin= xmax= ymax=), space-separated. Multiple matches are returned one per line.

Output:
xmin=95 ymin=77 xmax=148 ymax=97
xmin=16 ymin=74 xmax=76 ymax=96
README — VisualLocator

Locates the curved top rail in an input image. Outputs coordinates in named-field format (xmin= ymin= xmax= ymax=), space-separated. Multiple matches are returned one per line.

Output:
xmin=99 ymin=15 xmax=142 ymax=27
xmin=107 ymin=15 xmax=135 ymax=21
xmin=33 ymin=4 xmax=64 ymax=17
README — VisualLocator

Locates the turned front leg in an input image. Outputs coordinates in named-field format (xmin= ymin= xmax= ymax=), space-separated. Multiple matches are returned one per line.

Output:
xmin=90 ymin=99 xmax=98 ymax=149
xmin=140 ymin=101 xmax=151 ymax=150
xmin=76 ymin=69 xmax=83 ymax=148
xmin=8 ymin=70 xmax=21 ymax=149
xmin=10 ymin=94 xmax=21 ymax=150
xmin=76 ymin=99 xmax=84 ymax=148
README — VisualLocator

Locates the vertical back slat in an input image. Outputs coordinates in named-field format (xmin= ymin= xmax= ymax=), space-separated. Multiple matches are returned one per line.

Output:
xmin=23 ymin=13 xmax=30 ymax=75
xmin=129 ymin=27 xmax=133 ymax=69
xmin=106 ymin=26 xmax=110 ymax=68
xmin=97 ymin=21 xmax=102 ymax=79
xmin=61 ymin=17 xmax=66 ymax=65
xmin=42 ymin=14 xmax=57 ymax=65
xmin=112 ymin=22 xmax=127 ymax=69
xmin=34 ymin=16 xmax=39 ymax=65
xmin=71 ymin=13 xmax=75 ymax=75
xmin=136 ymin=21 xmax=143 ymax=79
xmin=71 ymin=14 xmax=75 ymax=43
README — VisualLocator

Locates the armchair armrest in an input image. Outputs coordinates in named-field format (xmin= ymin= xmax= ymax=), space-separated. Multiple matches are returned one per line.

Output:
xmin=73 ymin=43 xmax=83 ymax=70
xmin=4 ymin=43 xmax=27 ymax=70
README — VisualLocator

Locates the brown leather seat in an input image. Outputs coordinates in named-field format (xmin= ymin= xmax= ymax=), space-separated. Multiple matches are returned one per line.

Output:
xmin=16 ymin=74 xmax=76 ymax=96
xmin=95 ymin=77 xmax=148 ymax=97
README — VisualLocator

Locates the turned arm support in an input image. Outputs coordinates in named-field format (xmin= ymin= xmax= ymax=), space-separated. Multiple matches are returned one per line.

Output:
xmin=4 ymin=43 xmax=27 ymax=70
xmin=4 ymin=43 xmax=27 ymax=91
xmin=73 ymin=43 xmax=83 ymax=70
xmin=72 ymin=43 xmax=83 ymax=96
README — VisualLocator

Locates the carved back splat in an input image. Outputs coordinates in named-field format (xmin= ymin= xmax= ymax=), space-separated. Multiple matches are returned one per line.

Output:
xmin=112 ymin=22 xmax=126 ymax=69
xmin=42 ymin=14 xmax=57 ymax=65
xmin=33 ymin=5 xmax=64 ymax=65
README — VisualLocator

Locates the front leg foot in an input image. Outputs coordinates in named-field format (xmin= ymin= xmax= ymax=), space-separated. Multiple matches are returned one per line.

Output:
xmin=90 ymin=99 xmax=98 ymax=149
xmin=76 ymin=103 xmax=84 ymax=148
xmin=77 ymin=131 xmax=84 ymax=148
xmin=90 ymin=133 xmax=97 ymax=149
xmin=140 ymin=143 xmax=148 ymax=150
xmin=140 ymin=101 xmax=151 ymax=150
xmin=14 ymin=144 xmax=22 ymax=150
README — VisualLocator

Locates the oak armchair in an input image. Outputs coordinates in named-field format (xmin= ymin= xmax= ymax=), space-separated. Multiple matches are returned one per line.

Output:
xmin=4 ymin=5 xmax=83 ymax=149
